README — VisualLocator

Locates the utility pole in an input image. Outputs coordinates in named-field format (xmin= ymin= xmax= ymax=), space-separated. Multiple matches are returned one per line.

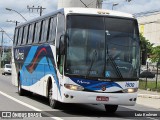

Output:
xmin=27 ymin=5 xmax=46 ymax=16
xmin=6 ymin=20 xmax=20 ymax=26
xmin=0 ymin=30 xmax=5 ymax=68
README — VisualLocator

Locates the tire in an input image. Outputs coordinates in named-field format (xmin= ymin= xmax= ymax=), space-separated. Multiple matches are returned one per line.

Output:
xmin=48 ymin=84 xmax=61 ymax=109
xmin=105 ymin=105 xmax=118 ymax=113
xmin=18 ymin=78 xmax=25 ymax=96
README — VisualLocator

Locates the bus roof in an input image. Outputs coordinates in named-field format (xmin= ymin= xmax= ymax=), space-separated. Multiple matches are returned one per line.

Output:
xmin=16 ymin=7 xmax=134 ymax=28
xmin=64 ymin=8 xmax=134 ymax=18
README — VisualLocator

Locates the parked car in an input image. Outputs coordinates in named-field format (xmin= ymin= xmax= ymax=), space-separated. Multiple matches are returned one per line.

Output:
xmin=139 ymin=70 xmax=155 ymax=78
xmin=2 ymin=64 xmax=12 ymax=75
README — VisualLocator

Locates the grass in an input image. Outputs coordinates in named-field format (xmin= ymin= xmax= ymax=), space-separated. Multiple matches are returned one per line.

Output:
xmin=139 ymin=80 xmax=160 ymax=92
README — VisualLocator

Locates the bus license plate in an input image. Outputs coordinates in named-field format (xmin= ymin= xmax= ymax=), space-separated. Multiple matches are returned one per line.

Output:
xmin=96 ymin=96 xmax=109 ymax=101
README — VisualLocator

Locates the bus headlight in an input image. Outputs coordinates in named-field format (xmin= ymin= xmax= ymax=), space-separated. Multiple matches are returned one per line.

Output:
xmin=64 ymin=84 xmax=84 ymax=91
xmin=123 ymin=88 xmax=138 ymax=93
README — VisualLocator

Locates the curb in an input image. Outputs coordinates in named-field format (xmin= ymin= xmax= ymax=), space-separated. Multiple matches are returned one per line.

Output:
xmin=138 ymin=94 xmax=160 ymax=99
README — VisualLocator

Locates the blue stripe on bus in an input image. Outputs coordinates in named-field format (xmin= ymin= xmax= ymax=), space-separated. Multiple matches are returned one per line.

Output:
xmin=19 ymin=45 xmax=61 ymax=96
xmin=70 ymin=77 xmax=122 ymax=91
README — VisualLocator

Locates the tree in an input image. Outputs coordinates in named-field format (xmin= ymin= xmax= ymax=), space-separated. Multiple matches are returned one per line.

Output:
xmin=140 ymin=33 xmax=153 ymax=54
xmin=3 ymin=51 xmax=11 ymax=62
xmin=150 ymin=46 xmax=160 ymax=63
xmin=139 ymin=33 xmax=153 ymax=64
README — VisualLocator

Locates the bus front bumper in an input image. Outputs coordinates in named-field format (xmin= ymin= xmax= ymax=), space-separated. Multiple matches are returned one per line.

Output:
xmin=61 ymin=90 xmax=137 ymax=106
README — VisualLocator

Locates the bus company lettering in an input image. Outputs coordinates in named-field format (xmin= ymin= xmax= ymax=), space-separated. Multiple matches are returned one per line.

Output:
xmin=77 ymin=80 xmax=90 ymax=84
xmin=15 ymin=49 xmax=24 ymax=60
xmin=125 ymin=82 xmax=135 ymax=87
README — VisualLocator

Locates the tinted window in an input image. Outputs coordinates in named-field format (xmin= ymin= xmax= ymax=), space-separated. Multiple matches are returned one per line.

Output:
xmin=48 ymin=17 xmax=57 ymax=43
xmin=17 ymin=27 xmax=24 ymax=45
xmin=56 ymin=14 xmax=64 ymax=48
xmin=14 ymin=29 xmax=19 ymax=45
xmin=67 ymin=15 xmax=104 ymax=30
xmin=34 ymin=21 xmax=41 ymax=43
xmin=105 ymin=17 xmax=136 ymax=33
xmin=5 ymin=64 xmax=11 ymax=68
xmin=28 ymin=23 xmax=35 ymax=44
xmin=66 ymin=15 xmax=140 ymax=79
xmin=41 ymin=19 xmax=49 ymax=42
xmin=22 ymin=25 xmax=29 ymax=45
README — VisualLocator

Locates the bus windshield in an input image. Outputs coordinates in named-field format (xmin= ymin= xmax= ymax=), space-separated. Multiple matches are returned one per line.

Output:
xmin=65 ymin=15 xmax=140 ymax=80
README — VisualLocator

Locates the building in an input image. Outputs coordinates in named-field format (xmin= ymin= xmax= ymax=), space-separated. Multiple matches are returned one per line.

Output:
xmin=136 ymin=10 xmax=160 ymax=46
xmin=58 ymin=0 xmax=102 ymax=9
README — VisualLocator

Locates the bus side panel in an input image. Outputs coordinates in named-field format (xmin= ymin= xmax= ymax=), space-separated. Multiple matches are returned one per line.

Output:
xmin=14 ymin=45 xmax=61 ymax=98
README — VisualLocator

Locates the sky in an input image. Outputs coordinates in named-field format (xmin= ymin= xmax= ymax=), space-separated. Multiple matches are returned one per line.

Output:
xmin=0 ymin=0 xmax=160 ymax=46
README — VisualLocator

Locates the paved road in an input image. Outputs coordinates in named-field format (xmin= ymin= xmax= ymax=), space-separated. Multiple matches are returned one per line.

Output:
xmin=0 ymin=74 xmax=159 ymax=120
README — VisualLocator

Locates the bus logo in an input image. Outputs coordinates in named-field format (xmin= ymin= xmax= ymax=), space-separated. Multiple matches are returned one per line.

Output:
xmin=77 ymin=80 xmax=90 ymax=84
xmin=102 ymin=86 xmax=106 ymax=91
xmin=15 ymin=49 xmax=24 ymax=60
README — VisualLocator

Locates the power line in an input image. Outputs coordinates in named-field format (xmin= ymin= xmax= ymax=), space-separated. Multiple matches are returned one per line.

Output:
xmin=87 ymin=0 xmax=98 ymax=7
xmin=79 ymin=0 xmax=88 ymax=8
xmin=0 ymin=27 xmax=13 ymax=41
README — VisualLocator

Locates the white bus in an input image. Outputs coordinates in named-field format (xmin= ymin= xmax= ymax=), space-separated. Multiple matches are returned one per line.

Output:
xmin=13 ymin=8 xmax=140 ymax=113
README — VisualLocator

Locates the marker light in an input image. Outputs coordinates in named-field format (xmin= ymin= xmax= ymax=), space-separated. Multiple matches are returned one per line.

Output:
xmin=64 ymin=84 xmax=84 ymax=91
xmin=97 ymin=11 xmax=110 ymax=15
xmin=123 ymin=88 xmax=138 ymax=93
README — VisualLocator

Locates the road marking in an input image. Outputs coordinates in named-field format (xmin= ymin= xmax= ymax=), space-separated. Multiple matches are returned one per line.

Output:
xmin=0 ymin=90 xmax=63 ymax=120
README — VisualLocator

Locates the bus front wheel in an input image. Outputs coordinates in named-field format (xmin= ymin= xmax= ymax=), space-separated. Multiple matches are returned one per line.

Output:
xmin=104 ymin=105 xmax=118 ymax=113
xmin=48 ymin=84 xmax=60 ymax=109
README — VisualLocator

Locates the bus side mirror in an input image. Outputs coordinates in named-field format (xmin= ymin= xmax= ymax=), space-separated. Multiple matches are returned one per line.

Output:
xmin=59 ymin=35 xmax=66 ymax=55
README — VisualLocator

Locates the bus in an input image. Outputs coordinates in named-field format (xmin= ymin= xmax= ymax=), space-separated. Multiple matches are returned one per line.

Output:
xmin=13 ymin=8 xmax=140 ymax=113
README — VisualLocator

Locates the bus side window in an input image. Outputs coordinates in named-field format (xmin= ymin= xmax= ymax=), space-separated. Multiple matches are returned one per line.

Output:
xmin=48 ymin=16 xmax=57 ymax=44
xmin=41 ymin=19 xmax=49 ymax=42
xmin=26 ymin=25 xmax=30 ymax=44
xmin=14 ymin=28 xmax=19 ymax=46
xmin=17 ymin=27 xmax=24 ymax=45
xmin=34 ymin=21 xmax=41 ymax=43
xmin=28 ymin=23 xmax=35 ymax=44
xmin=22 ymin=25 xmax=29 ymax=45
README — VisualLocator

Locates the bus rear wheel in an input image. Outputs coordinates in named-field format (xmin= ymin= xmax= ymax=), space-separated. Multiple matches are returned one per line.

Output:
xmin=18 ymin=78 xmax=25 ymax=96
xmin=48 ymin=84 xmax=60 ymax=109
xmin=104 ymin=105 xmax=118 ymax=113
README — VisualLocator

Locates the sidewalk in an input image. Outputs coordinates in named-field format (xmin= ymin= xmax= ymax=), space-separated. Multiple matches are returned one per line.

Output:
xmin=137 ymin=89 xmax=160 ymax=109
xmin=138 ymin=89 xmax=160 ymax=99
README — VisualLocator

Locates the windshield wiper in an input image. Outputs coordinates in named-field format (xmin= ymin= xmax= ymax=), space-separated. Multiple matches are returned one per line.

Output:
xmin=86 ymin=49 xmax=97 ymax=77
xmin=106 ymin=54 xmax=123 ymax=80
